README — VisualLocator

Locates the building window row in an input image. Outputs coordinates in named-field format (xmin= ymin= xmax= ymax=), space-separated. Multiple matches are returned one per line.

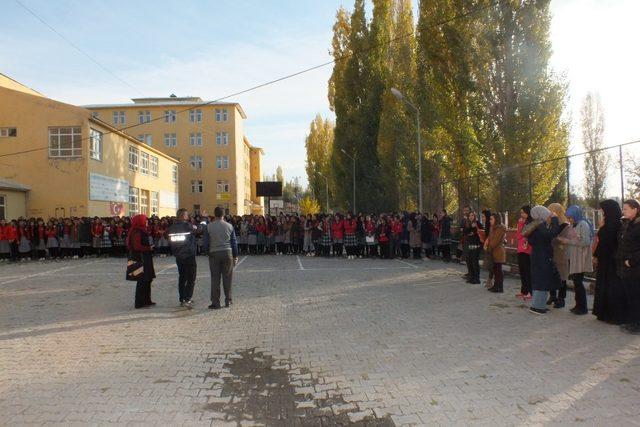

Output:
xmin=105 ymin=108 xmax=228 ymax=126
xmin=0 ymin=127 xmax=17 ymax=137
xmin=128 ymin=146 xmax=159 ymax=177
xmin=49 ymin=127 xmax=82 ymax=158
xmin=163 ymin=133 xmax=177 ymax=147
xmin=129 ymin=187 xmax=139 ymax=215
xmin=216 ymin=155 xmax=229 ymax=169
xmin=113 ymin=111 xmax=126 ymax=126
xmin=191 ymin=180 xmax=203 ymax=193
xmin=138 ymin=110 xmax=151 ymax=124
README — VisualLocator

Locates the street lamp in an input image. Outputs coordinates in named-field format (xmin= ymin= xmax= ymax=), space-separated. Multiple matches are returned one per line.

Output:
xmin=317 ymin=171 xmax=330 ymax=213
xmin=391 ymin=87 xmax=423 ymax=213
xmin=340 ymin=148 xmax=356 ymax=213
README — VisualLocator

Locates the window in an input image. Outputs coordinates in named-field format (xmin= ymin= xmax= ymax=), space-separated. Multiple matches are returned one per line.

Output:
xmin=113 ymin=111 xmax=125 ymax=125
xmin=137 ymin=134 xmax=152 ymax=146
xmin=91 ymin=112 xmax=99 ymax=119
xmin=191 ymin=180 xmax=203 ymax=193
xmin=138 ymin=110 xmax=151 ymax=124
xmin=190 ymin=155 xmax=203 ymax=169
xmin=129 ymin=187 xmax=139 ymax=216
xmin=49 ymin=127 xmax=82 ymax=158
xmin=0 ymin=195 xmax=5 ymax=220
xmin=216 ymin=132 xmax=229 ymax=146
xmin=215 ymin=108 xmax=228 ymax=122
xmin=190 ymin=132 xmax=202 ymax=146
xmin=163 ymin=133 xmax=177 ymax=147
xmin=0 ymin=127 xmax=17 ymax=137
xmin=89 ymin=128 xmax=102 ymax=161
xmin=189 ymin=109 xmax=202 ymax=122
xmin=140 ymin=190 xmax=149 ymax=216
xmin=164 ymin=110 xmax=176 ymax=123
xmin=128 ymin=146 xmax=139 ymax=171
xmin=216 ymin=155 xmax=229 ymax=169
xmin=172 ymin=164 xmax=178 ymax=183
xmin=217 ymin=180 xmax=230 ymax=193
xmin=151 ymin=191 xmax=159 ymax=216
xmin=193 ymin=204 xmax=201 ymax=216
xmin=150 ymin=156 xmax=158 ymax=177
xmin=140 ymin=152 xmax=149 ymax=175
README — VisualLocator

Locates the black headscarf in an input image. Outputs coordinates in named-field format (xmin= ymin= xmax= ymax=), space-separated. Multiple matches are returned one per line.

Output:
xmin=600 ymin=199 xmax=622 ymax=230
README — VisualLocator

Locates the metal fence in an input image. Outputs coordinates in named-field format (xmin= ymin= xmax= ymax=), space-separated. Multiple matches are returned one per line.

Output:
xmin=440 ymin=139 xmax=640 ymax=226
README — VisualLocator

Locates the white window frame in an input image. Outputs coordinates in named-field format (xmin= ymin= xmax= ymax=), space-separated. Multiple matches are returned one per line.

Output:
xmin=151 ymin=191 xmax=159 ymax=216
xmin=89 ymin=128 xmax=102 ymax=161
xmin=191 ymin=180 xmax=203 ymax=193
xmin=164 ymin=110 xmax=176 ymax=123
xmin=217 ymin=180 xmax=230 ymax=193
xmin=215 ymin=108 xmax=228 ymax=122
xmin=140 ymin=151 xmax=149 ymax=175
xmin=190 ymin=132 xmax=203 ymax=146
xmin=129 ymin=187 xmax=139 ymax=216
xmin=140 ymin=190 xmax=149 ymax=216
xmin=216 ymin=156 xmax=222 ymax=169
xmin=113 ymin=111 xmax=125 ymax=125
xmin=150 ymin=156 xmax=159 ymax=177
xmin=189 ymin=109 xmax=202 ymax=123
xmin=128 ymin=146 xmax=139 ymax=171
xmin=190 ymin=155 xmax=203 ymax=170
xmin=138 ymin=110 xmax=151 ymax=124
xmin=223 ymin=155 xmax=229 ymax=169
xmin=172 ymin=165 xmax=178 ymax=183
xmin=163 ymin=133 xmax=177 ymax=147
xmin=49 ymin=127 xmax=82 ymax=158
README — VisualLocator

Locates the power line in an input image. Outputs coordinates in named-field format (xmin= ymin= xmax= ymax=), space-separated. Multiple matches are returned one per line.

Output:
xmin=2 ymin=0 xmax=505 ymax=159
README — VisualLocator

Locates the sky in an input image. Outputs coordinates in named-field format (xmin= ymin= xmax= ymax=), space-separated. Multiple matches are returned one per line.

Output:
xmin=2 ymin=0 xmax=639 ymax=191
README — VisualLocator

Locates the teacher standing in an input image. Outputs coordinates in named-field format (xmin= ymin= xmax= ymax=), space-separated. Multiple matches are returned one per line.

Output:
xmin=207 ymin=207 xmax=238 ymax=309
xmin=127 ymin=214 xmax=156 ymax=309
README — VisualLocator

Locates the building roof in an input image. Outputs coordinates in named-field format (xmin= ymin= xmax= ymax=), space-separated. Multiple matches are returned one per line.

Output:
xmin=0 ymin=73 xmax=45 ymax=97
xmin=82 ymin=98 xmax=248 ymax=119
xmin=0 ymin=178 xmax=31 ymax=192
xmin=243 ymin=136 xmax=264 ymax=154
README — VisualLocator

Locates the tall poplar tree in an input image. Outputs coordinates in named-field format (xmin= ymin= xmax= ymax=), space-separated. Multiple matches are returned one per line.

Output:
xmin=305 ymin=114 xmax=335 ymax=205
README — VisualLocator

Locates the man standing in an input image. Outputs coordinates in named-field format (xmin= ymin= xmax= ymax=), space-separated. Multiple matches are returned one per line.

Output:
xmin=168 ymin=208 xmax=202 ymax=309
xmin=207 ymin=207 xmax=238 ymax=309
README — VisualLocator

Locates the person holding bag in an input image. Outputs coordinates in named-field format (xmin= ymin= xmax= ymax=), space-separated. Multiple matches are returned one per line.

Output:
xmin=126 ymin=214 xmax=156 ymax=309
xmin=485 ymin=213 xmax=507 ymax=293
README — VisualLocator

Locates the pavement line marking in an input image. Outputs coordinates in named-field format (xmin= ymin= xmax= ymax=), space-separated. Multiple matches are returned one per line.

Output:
xmin=235 ymin=255 xmax=248 ymax=268
xmin=157 ymin=264 xmax=177 ymax=274
xmin=296 ymin=255 xmax=305 ymax=270
xmin=0 ymin=259 xmax=99 ymax=285
xmin=394 ymin=258 xmax=419 ymax=269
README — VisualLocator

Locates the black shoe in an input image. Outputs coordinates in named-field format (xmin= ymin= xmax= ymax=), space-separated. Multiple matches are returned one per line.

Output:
xmin=225 ymin=299 xmax=232 ymax=307
xmin=487 ymin=286 xmax=503 ymax=293
xmin=208 ymin=304 xmax=221 ymax=310
xmin=529 ymin=307 xmax=547 ymax=315
xmin=546 ymin=297 xmax=556 ymax=305
xmin=553 ymin=299 xmax=565 ymax=309
xmin=570 ymin=307 xmax=588 ymax=315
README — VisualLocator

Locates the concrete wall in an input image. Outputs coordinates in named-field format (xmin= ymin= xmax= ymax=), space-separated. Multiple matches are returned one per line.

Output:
xmin=0 ymin=189 xmax=27 ymax=220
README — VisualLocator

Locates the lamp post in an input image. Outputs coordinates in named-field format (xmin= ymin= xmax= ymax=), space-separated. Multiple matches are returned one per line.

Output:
xmin=340 ymin=148 xmax=356 ymax=213
xmin=317 ymin=171 xmax=330 ymax=213
xmin=391 ymin=87 xmax=422 ymax=213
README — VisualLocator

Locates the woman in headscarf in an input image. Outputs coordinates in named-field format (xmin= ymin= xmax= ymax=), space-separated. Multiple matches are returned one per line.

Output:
xmin=515 ymin=206 xmax=532 ymax=299
xmin=127 ymin=214 xmax=156 ymax=309
xmin=547 ymin=203 xmax=573 ymax=309
xmin=593 ymin=200 xmax=625 ymax=324
xmin=565 ymin=205 xmax=594 ymax=315
xmin=618 ymin=199 xmax=640 ymax=334
xmin=522 ymin=206 xmax=561 ymax=315
xmin=485 ymin=213 xmax=507 ymax=293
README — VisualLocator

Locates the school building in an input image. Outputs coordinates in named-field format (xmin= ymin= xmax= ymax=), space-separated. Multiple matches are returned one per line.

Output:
xmin=83 ymin=95 xmax=264 ymax=216
xmin=0 ymin=73 xmax=180 ymax=219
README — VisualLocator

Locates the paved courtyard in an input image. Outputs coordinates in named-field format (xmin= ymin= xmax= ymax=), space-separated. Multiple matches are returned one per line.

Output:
xmin=0 ymin=255 xmax=639 ymax=426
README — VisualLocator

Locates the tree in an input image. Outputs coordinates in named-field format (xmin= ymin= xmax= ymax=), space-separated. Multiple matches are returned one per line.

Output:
xmin=299 ymin=196 xmax=322 ymax=216
xmin=581 ymin=92 xmax=608 ymax=208
xmin=305 ymin=114 xmax=335 ymax=204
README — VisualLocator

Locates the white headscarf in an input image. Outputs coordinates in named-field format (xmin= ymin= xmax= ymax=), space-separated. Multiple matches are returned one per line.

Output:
xmin=530 ymin=205 xmax=551 ymax=221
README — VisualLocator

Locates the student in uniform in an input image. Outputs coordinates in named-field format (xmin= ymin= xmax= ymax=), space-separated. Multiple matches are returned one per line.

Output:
xmin=45 ymin=220 xmax=59 ymax=260
xmin=17 ymin=220 xmax=31 ymax=261
xmin=0 ymin=219 xmax=10 ymax=261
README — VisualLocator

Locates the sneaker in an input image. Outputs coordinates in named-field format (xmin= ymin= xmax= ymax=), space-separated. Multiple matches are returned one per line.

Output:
xmin=184 ymin=300 xmax=193 ymax=309
xmin=529 ymin=307 xmax=547 ymax=315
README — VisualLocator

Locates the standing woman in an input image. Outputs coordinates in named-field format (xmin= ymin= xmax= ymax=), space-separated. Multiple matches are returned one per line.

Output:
xmin=515 ymin=206 xmax=533 ymax=299
xmin=331 ymin=214 xmax=344 ymax=257
xmin=463 ymin=212 xmax=483 ymax=284
xmin=17 ymin=220 xmax=31 ymax=261
xmin=522 ymin=206 xmax=561 ymax=314
xmin=0 ymin=219 xmax=9 ymax=261
xmin=377 ymin=216 xmax=391 ymax=259
xmin=247 ymin=217 xmax=258 ymax=255
xmin=439 ymin=210 xmax=452 ymax=262
xmin=547 ymin=203 xmax=572 ymax=308
xmin=127 ymin=214 xmax=156 ymax=309
xmin=618 ymin=199 xmax=640 ymax=334
xmin=364 ymin=215 xmax=377 ymax=258
xmin=320 ymin=215 xmax=332 ymax=257
xmin=45 ymin=220 xmax=59 ymax=260
xmin=593 ymin=199 xmax=625 ymax=324
xmin=481 ymin=210 xmax=494 ymax=288
xmin=256 ymin=216 xmax=266 ymax=255
xmin=565 ymin=205 xmax=594 ymax=315
xmin=35 ymin=218 xmax=46 ymax=260
xmin=303 ymin=214 xmax=314 ymax=256
xmin=421 ymin=214 xmax=434 ymax=259
xmin=356 ymin=214 xmax=366 ymax=258
xmin=344 ymin=213 xmax=357 ymax=259
xmin=485 ymin=214 xmax=507 ymax=293
xmin=7 ymin=220 xmax=19 ymax=262
xmin=408 ymin=213 xmax=422 ymax=259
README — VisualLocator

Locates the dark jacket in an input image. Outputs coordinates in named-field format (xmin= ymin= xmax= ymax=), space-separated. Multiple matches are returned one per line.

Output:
xmin=79 ymin=221 xmax=91 ymax=243
xmin=128 ymin=229 xmax=156 ymax=282
xmin=618 ymin=216 xmax=640 ymax=280
xmin=168 ymin=221 xmax=198 ymax=260
xmin=525 ymin=217 xmax=561 ymax=291
xmin=593 ymin=210 xmax=624 ymax=323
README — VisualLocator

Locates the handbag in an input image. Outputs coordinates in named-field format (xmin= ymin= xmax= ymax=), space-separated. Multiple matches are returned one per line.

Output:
xmin=126 ymin=256 xmax=144 ymax=281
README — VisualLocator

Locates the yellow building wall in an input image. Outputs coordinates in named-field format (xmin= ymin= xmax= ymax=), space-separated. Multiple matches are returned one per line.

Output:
xmin=0 ymin=190 xmax=27 ymax=220
xmin=0 ymin=74 xmax=44 ymax=97
xmin=88 ymin=104 xmax=255 ymax=216
xmin=0 ymin=87 xmax=89 ymax=218
xmin=86 ymin=122 xmax=179 ymax=218
xmin=250 ymin=147 xmax=263 ymax=208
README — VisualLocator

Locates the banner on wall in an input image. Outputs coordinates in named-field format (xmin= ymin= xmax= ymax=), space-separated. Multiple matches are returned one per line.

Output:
xmin=89 ymin=173 xmax=129 ymax=202
xmin=160 ymin=191 xmax=179 ymax=209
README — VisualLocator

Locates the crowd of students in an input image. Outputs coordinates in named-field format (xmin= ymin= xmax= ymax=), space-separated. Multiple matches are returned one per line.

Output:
xmin=1 ymin=199 xmax=639 ymax=334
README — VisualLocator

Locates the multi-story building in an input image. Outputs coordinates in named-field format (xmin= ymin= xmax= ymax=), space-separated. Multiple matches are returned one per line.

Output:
xmin=84 ymin=96 xmax=264 ymax=216
xmin=0 ymin=74 xmax=180 ymax=219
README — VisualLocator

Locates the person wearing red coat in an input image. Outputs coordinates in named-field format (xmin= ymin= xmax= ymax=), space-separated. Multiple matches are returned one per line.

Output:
xmin=0 ymin=219 xmax=10 ymax=261
xmin=391 ymin=215 xmax=403 ymax=259
xmin=377 ymin=216 xmax=391 ymax=259
xmin=364 ymin=216 xmax=377 ymax=258
xmin=3 ymin=220 xmax=18 ymax=261
xmin=91 ymin=218 xmax=104 ymax=257
xmin=45 ymin=220 xmax=60 ymax=259
xmin=331 ymin=215 xmax=345 ymax=257
xmin=17 ymin=220 xmax=32 ymax=260
xmin=343 ymin=214 xmax=358 ymax=259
